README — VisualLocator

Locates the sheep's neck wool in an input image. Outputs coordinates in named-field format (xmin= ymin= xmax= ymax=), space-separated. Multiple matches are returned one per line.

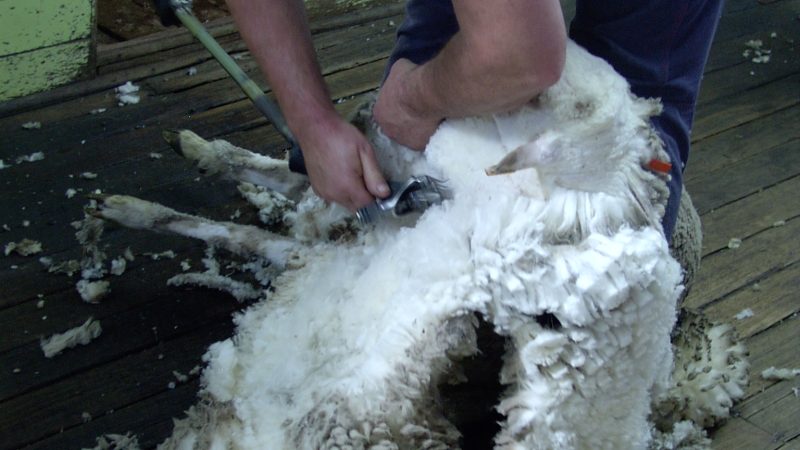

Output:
xmin=149 ymin=41 xmax=686 ymax=449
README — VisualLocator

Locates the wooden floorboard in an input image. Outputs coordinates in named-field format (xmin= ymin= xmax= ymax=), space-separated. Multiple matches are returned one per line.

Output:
xmin=711 ymin=417 xmax=779 ymax=450
xmin=740 ymin=380 xmax=800 ymax=439
xmin=686 ymin=6 xmax=800 ymax=444
xmin=779 ymin=435 xmax=800 ymax=450
xmin=687 ymin=106 xmax=800 ymax=186
xmin=1 ymin=0 xmax=798 ymax=448
xmin=702 ymin=260 xmax=800 ymax=339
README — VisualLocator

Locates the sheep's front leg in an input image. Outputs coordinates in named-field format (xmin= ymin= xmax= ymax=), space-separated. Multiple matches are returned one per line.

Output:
xmin=164 ymin=129 xmax=309 ymax=201
xmin=90 ymin=194 xmax=301 ymax=269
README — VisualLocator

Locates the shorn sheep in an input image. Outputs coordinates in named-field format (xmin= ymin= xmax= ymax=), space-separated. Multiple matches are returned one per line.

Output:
xmin=92 ymin=40 xmax=748 ymax=449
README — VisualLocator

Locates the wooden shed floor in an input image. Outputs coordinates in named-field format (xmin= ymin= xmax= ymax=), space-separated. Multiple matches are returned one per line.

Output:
xmin=1 ymin=1 xmax=798 ymax=449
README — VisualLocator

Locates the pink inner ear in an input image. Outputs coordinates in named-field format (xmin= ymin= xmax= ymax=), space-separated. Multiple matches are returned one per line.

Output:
xmin=486 ymin=135 xmax=553 ymax=176
xmin=485 ymin=148 xmax=523 ymax=176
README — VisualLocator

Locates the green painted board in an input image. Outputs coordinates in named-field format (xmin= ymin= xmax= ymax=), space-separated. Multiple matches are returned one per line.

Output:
xmin=0 ymin=0 xmax=94 ymax=56
xmin=0 ymin=39 xmax=92 ymax=100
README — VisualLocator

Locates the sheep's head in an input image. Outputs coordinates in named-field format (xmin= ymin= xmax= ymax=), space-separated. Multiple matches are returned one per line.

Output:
xmin=484 ymin=130 xmax=614 ymax=191
xmin=482 ymin=40 xmax=669 ymax=203
xmin=485 ymin=125 xmax=654 ymax=198
xmin=478 ymin=89 xmax=671 ymax=239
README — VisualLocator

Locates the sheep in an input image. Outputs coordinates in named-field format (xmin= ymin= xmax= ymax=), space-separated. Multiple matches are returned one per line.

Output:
xmin=91 ymin=40 xmax=746 ymax=449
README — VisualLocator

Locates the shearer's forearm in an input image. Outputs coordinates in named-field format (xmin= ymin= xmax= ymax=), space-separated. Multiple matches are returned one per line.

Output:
xmin=226 ymin=0 xmax=338 ymax=137
xmin=405 ymin=0 xmax=566 ymax=121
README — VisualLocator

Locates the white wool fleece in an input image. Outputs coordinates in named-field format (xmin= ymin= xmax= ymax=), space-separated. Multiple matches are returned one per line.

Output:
xmin=163 ymin=41 xmax=681 ymax=450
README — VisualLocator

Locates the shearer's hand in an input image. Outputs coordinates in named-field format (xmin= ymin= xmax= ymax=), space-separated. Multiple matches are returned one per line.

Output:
xmin=374 ymin=59 xmax=442 ymax=151
xmin=296 ymin=115 xmax=389 ymax=212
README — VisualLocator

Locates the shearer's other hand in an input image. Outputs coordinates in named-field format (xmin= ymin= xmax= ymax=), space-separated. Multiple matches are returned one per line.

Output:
xmin=374 ymin=59 xmax=442 ymax=151
xmin=297 ymin=116 xmax=389 ymax=211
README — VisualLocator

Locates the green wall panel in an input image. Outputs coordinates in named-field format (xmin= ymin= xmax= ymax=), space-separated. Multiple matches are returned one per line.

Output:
xmin=0 ymin=0 xmax=94 ymax=55
xmin=0 ymin=39 xmax=92 ymax=100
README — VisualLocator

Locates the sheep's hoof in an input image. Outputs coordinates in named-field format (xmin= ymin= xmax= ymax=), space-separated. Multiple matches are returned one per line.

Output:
xmin=85 ymin=193 xmax=110 ymax=218
xmin=85 ymin=208 xmax=104 ymax=219
xmin=162 ymin=129 xmax=183 ymax=156
xmin=86 ymin=192 xmax=109 ymax=201
xmin=85 ymin=194 xmax=173 ymax=229
xmin=85 ymin=193 xmax=114 ymax=219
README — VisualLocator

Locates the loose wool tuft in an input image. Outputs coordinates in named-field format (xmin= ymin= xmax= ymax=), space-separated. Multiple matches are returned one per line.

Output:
xmin=41 ymin=317 xmax=102 ymax=358
xmin=139 ymin=41 xmax=689 ymax=449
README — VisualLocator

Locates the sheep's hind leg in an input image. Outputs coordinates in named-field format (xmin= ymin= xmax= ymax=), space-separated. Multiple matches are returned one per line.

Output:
xmin=89 ymin=194 xmax=301 ymax=269
xmin=164 ymin=129 xmax=309 ymax=201
xmin=288 ymin=315 xmax=474 ymax=450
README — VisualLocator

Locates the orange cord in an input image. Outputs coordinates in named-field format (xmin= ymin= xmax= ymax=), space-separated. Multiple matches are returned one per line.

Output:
xmin=648 ymin=159 xmax=672 ymax=174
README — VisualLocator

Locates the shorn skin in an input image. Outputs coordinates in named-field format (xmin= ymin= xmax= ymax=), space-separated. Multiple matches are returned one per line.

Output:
xmin=93 ymin=41 xmax=745 ymax=449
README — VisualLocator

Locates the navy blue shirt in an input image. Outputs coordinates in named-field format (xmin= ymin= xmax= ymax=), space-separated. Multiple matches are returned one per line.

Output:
xmin=387 ymin=0 xmax=724 ymax=239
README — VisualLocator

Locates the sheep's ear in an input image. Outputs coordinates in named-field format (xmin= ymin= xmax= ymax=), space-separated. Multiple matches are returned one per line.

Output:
xmin=485 ymin=137 xmax=547 ymax=176
xmin=162 ymin=129 xmax=208 ymax=159
xmin=486 ymin=130 xmax=573 ymax=176
xmin=485 ymin=147 xmax=525 ymax=176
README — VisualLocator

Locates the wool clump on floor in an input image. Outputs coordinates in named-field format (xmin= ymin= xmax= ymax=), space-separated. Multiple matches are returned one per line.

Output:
xmin=167 ymin=246 xmax=263 ymax=302
xmin=90 ymin=40 xmax=748 ymax=450
xmin=81 ymin=432 xmax=140 ymax=450
xmin=761 ymin=367 xmax=800 ymax=380
xmin=4 ymin=238 xmax=43 ymax=256
xmin=76 ymin=279 xmax=111 ymax=303
xmin=115 ymin=82 xmax=141 ymax=106
xmin=41 ymin=317 xmax=102 ymax=358
xmin=15 ymin=151 xmax=45 ymax=164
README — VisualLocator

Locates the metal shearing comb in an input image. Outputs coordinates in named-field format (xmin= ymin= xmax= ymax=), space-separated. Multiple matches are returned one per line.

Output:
xmin=356 ymin=176 xmax=452 ymax=224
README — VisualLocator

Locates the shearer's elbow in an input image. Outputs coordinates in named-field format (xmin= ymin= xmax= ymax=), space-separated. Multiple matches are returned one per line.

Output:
xmin=470 ymin=29 xmax=566 ymax=98
xmin=519 ymin=33 xmax=566 ymax=94
xmin=536 ymin=39 xmax=566 ymax=90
